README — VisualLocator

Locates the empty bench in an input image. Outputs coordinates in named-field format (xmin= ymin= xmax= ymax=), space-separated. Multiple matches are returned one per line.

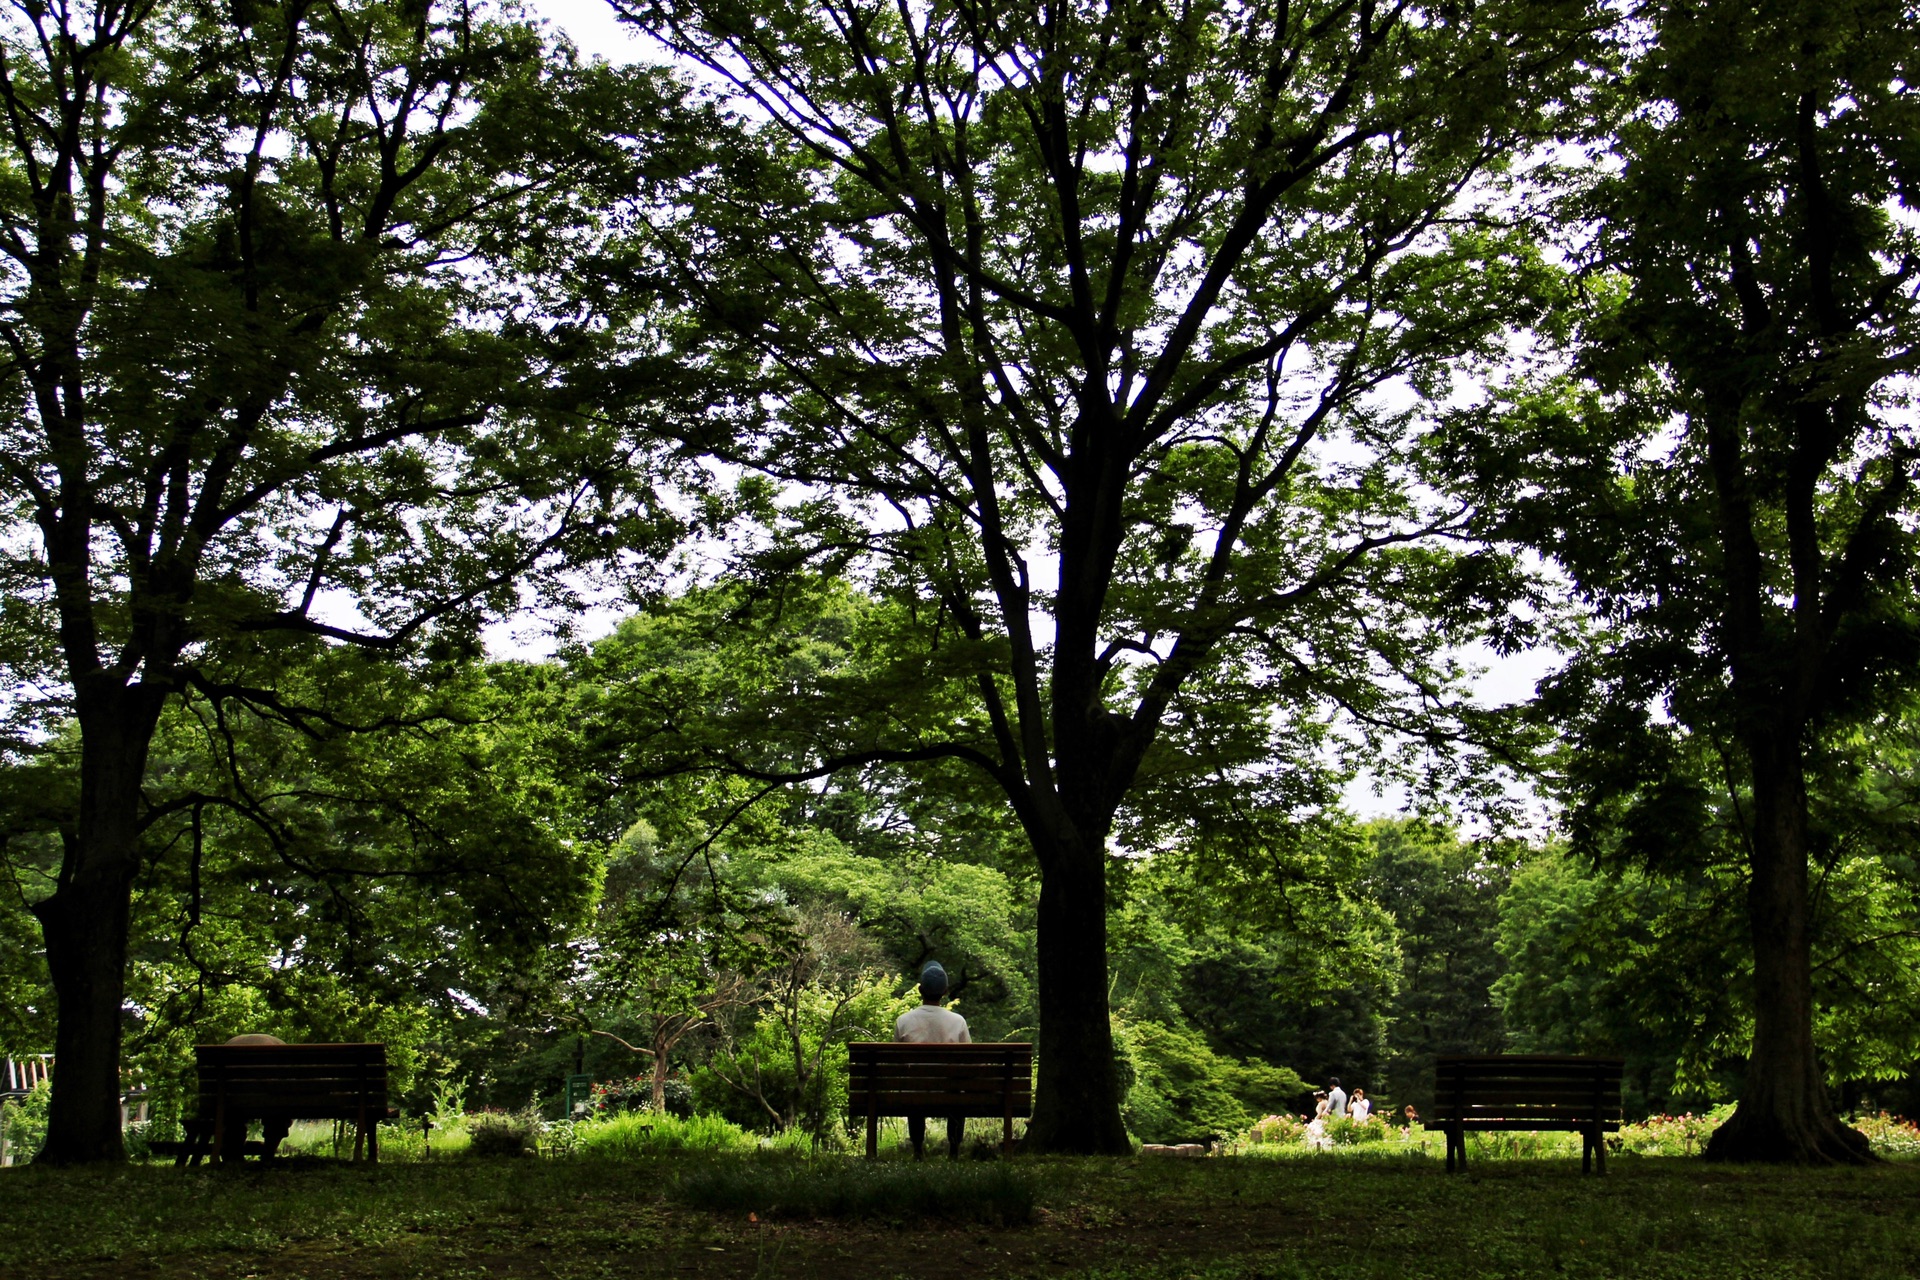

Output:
xmin=1427 ymin=1054 xmax=1625 ymax=1173
xmin=847 ymin=1042 xmax=1031 ymax=1158
xmin=179 ymin=1042 xmax=392 ymax=1166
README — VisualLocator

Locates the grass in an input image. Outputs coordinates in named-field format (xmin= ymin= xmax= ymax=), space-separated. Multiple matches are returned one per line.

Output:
xmin=3 ymin=1150 xmax=1918 ymax=1279
xmin=670 ymin=1154 xmax=1038 ymax=1224
xmin=574 ymin=1110 xmax=761 ymax=1157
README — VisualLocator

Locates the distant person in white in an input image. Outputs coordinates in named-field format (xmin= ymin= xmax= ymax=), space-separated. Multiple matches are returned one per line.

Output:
xmin=1327 ymin=1077 xmax=1348 ymax=1119
xmin=1350 ymin=1088 xmax=1372 ymax=1123
xmin=894 ymin=960 xmax=970 ymax=1160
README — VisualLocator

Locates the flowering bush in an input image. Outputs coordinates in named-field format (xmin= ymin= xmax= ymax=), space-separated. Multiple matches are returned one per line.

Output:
xmin=1852 ymin=1112 xmax=1920 ymax=1158
xmin=1612 ymin=1105 xmax=1735 ymax=1159
xmin=1611 ymin=1106 xmax=1732 ymax=1156
xmin=1245 ymin=1113 xmax=1307 ymax=1146
xmin=1327 ymin=1115 xmax=1389 ymax=1145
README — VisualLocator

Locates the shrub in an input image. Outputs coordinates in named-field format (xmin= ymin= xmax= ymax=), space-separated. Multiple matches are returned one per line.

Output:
xmin=670 ymin=1157 xmax=1036 ymax=1225
xmin=467 ymin=1110 xmax=540 ymax=1158
xmin=1116 ymin=1019 xmax=1305 ymax=1143
xmin=1244 ymin=1113 xmax=1307 ymax=1147
xmin=1612 ymin=1107 xmax=1731 ymax=1157
xmin=2 ymin=1079 xmax=51 ymax=1163
xmin=1326 ymin=1115 xmax=1388 ymax=1146
xmin=573 ymin=1111 xmax=756 ymax=1158
xmin=1852 ymin=1112 xmax=1920 ymax=1159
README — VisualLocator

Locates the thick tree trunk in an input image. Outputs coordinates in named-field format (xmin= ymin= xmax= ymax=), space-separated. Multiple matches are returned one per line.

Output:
xmin=1704 ymin=736 xmax=1872 ymax=1164
xmin=1023 ymin=833 xmax=1132 ymax=1154
xmin=30 ymin=687 xmax=162 ymax=1165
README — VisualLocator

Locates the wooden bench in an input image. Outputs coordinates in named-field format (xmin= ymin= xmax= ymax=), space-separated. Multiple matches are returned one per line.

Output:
xmin=847 ymin=1042 xmax=1031 ymax=1159
xmin=178 ymin=1042 xmax=393 ymax=1166
xmin=1427 ymin=1054 xmax=1625 ymax=1173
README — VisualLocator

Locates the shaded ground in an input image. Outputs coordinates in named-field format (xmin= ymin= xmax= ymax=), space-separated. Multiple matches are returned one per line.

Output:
xmin=5 ymin=1153 xmax=1919 ymax=1280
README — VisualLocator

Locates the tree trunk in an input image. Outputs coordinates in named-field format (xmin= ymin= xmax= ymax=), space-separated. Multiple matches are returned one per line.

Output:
xmin=1022 ymin=833 xmax=1132 ymax=1154
xmin=1705 ymin=735 xmax=1872 ymax=1164
xmin=30 ymin=689 xmax=160 ymax=1165
xmin=651 ymin=1036 xmax=670 ymax=1113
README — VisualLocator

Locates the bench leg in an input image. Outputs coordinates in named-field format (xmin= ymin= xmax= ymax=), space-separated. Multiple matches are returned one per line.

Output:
xmin=179 ymin=1119 xmax=212 ymax=1169
xmin=865 ymin=1108 xmax=878 ymax=1160
xmin=1002 ymin=1112 xmax=1013 ymax=1158
xmin=368 ymin=1118 xmax=379 ymax=1164
xmin=1446 ymin=1126 xmax=1464 ymax=1173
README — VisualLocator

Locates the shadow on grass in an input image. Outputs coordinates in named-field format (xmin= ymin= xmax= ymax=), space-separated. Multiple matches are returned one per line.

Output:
xmin=669 ymin=1155 xmax=1038 ymax=1225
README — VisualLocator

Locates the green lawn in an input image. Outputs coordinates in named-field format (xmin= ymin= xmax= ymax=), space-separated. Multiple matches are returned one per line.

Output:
xmin=3 ymin=1152 xmax=1917 ymax=1280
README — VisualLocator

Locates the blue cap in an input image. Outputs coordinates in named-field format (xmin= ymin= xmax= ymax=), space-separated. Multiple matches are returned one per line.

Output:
xmin=918 ymin=961 xmax=949 ymax=998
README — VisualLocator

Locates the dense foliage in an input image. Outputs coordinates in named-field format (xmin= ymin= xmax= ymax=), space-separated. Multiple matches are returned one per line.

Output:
xmin=1 ymin=0 xmax=1917 ymax=1166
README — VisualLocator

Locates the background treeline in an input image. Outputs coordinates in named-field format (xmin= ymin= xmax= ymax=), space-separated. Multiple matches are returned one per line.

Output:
xmin=6 ymin=583 xmax=1916 ymax=1145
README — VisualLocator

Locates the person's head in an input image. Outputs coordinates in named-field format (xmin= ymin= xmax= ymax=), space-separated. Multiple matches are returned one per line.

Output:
xmin=1353 ymin=1088 xmax=1366 ymax=1101
xmin=918 ymin=961 xmax=949 ymax=1004
xmin=1328 ymin=1077 xmax=1341 ymax=1089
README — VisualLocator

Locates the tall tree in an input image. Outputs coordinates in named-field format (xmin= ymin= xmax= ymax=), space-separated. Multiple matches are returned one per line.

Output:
xmin=613 ymin=0 xmax=1597 ymax=1149
xmin=1447 ymin=0 xmax=1920 ymax=1160
xmin=0 ymin=0 xmax=676 ymax=1162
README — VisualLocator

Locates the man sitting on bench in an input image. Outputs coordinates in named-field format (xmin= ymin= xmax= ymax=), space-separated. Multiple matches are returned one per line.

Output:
xmin=894 ymin=961 xmax=969 ymax=1159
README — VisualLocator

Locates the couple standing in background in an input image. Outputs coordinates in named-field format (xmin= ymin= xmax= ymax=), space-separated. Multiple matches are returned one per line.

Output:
xmin=1306 ymin=1077 xmax=1373 ymax=1147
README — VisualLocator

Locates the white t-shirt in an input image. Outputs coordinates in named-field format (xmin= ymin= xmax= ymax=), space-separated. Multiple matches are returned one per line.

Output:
xmin=1351 ymin=1098 xmax=1372 ymax=1123
xmin=894 ymin=1003 xmax=970 ymax=1044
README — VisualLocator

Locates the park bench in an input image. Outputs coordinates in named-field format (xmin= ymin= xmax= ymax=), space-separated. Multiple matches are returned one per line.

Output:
xmin=847 ymin=1042 xmax=1032 ymax=1159
xmin=178 ymin=1042 xmax=393 ymax=1167
xmin=1427 ymin=1054 xmax=1625 ymax=1173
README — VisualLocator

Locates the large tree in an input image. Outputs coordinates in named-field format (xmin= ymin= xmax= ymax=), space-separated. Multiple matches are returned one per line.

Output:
xmin=613 ymin=0 xmax=1598 ymax=1149
xmin=1448 ymin=0 xmax=1920 ymax=1160
xmin=0 ymin=0 xmax=675 ymax=1162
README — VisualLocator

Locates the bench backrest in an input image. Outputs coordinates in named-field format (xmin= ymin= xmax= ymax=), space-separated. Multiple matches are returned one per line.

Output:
xmin=847 ymin=1042 xmax=1033 ymax=1118
xmin=3 ymin=1056 xmax=52 ymax=1097
xmin=1433 ymin=1054 xmax=1624 ymax=1125
xmin=195 ymin=1043 xmax=387 ymax=1118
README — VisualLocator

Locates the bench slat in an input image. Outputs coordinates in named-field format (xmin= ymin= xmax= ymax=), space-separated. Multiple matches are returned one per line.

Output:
xmin=198 ymin=1044 xmax=385 ymax=1061
xmin=1436 ymin=1120 xmax=1628 ymax=1128
xmin=849 ymin=1061 xmax=1029 ymax=1077
xmin=1443 ymin=1097 xmax=1620 ymax=1105
xmin=849 ymin=1092 xmax=1034 ymax=1112
xmin=1438 ymin=1106 xmax=1618 ymax=1119
xmin=1436 ymin=1068 xmax=1619 ymax=1083
xmin=1443 ymin=1059 xmax=1620 ymax=1066
xmin=848 ymin=1049 xmax=1031 ymax=1064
